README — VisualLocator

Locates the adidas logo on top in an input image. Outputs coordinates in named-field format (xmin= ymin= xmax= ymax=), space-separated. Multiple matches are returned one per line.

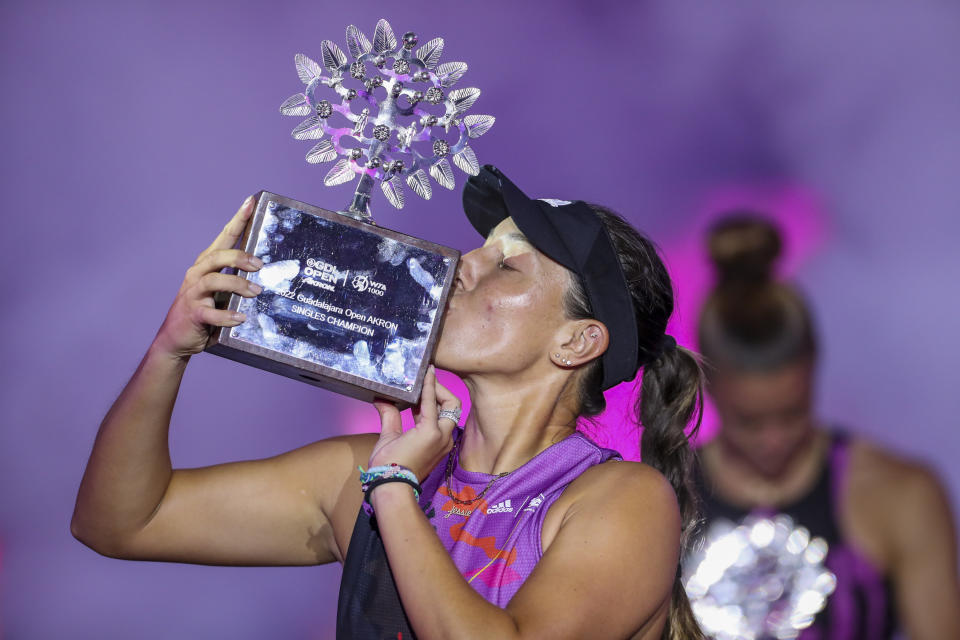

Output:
xmin=485 ymin=499 xmax=513 ymax=514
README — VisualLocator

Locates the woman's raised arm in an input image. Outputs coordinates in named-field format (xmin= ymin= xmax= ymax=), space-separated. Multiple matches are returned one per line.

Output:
xmin=71 ymin=196 xmax=371 ymax=566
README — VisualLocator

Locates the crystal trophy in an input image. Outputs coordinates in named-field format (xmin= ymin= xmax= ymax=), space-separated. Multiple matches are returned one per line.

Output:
xmin=683 ymin=515 xmax=838 ymax=639
xmin=205 ymin=19 xmax=494 ymax=406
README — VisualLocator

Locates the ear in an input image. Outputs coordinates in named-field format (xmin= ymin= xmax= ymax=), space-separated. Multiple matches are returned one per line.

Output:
xmin=551 ymin=320 xmax=609 ymax=369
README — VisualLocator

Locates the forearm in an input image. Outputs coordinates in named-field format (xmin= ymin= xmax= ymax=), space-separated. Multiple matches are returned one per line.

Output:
xmin=72 ymin=341 xmax=189 ymax=551
xmin=370 ymin=483 xmax=522 ymax=640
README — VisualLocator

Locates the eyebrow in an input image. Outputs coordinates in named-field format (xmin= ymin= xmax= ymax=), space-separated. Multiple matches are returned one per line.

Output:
xmin=486 ymin=230 xmax=533 ymax=246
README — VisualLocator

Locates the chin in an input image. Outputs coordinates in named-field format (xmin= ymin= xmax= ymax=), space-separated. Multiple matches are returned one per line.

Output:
xmin=431 ymin=332 xmax=486 ymax=378
xmin=432 ymin=348 xmax=473 ymax=378
xmin=433 ymin=313 xmax=471 ymax=369
xmin=431 ymin=331 xmax=462 ymax=374
xmin=752 ymin=456 xmax=792 ymax=479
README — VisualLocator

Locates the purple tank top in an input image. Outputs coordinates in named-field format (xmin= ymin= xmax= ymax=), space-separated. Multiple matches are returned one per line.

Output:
xmin=417 ymin=428 xmax=622 ymax=607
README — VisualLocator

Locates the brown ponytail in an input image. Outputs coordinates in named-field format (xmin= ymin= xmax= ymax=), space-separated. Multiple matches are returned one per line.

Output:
xmin=639 ymin=346 xmax=704 ymax=640
xmin=565 ymin=205 xmax=705 ymax=639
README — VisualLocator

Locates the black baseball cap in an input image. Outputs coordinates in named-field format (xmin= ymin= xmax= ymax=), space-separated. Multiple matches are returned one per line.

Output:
xmin=462 ymin=164 xmax=639 ymax=390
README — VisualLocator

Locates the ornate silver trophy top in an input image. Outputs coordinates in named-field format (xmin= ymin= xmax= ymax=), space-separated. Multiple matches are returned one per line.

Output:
xmin=683 ymin=515 xmax=837 ymax=639
xmin=280 ymin=19 xmax=495 ymax=222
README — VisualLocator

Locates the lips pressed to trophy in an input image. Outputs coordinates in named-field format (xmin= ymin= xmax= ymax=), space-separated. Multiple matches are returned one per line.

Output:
xmin=205 ymin=19 xmax=494 ymax=406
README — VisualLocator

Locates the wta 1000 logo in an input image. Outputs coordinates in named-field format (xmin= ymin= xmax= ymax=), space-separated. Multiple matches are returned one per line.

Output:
xmin=350 ymin=273 xmax=387 ymax=297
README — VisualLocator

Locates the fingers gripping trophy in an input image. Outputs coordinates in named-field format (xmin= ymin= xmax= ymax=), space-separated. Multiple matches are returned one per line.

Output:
xmin=205 ymin=19 xmax=494 ymax=407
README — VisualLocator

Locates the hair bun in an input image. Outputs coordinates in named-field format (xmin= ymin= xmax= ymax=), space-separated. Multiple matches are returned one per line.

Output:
xmin=707 ymin=214 xmax=782 ymax=285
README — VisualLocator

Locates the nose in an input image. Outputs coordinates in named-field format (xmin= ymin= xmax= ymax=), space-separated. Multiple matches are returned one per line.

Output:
xmin=454 ymin=247 xmax=484 ymax=291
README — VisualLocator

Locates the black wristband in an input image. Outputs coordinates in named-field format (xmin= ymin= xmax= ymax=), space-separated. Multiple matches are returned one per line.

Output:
xmin=362 ymin=476 xmax=422 ymax=505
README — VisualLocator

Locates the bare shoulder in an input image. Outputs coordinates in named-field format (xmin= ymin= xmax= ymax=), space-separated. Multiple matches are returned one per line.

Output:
xmin=846 ymin=436 xmax=955 ymax=565
xmin=848 ymin=437 xmax=947 ymax=505
xmin=543 ymin=460 xmax=681 ymax=551
xmin=568 ymin=459 xmax=678 ymax=508
xmin=514 ymin=460 xmax=683 ymax=637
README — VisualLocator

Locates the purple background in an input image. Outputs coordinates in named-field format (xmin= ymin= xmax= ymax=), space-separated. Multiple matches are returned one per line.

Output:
xmin=2 ymin=1 xmax=958 ymax=637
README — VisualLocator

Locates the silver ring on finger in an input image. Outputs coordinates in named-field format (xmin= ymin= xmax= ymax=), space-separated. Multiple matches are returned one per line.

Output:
xmin=438 ymin=407 xmax=462 ymax=425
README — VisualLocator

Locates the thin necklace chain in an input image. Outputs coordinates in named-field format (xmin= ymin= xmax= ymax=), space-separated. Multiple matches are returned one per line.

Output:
xmin=444 ymin=434 xmax=510 ymax=506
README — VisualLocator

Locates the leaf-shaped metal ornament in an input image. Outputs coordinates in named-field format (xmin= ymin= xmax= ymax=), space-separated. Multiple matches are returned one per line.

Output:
xmin=396 ymin=124 xmax=417 ymax=149
xmin=436 ymin=61 xmax=467 ymax=88
xmin=453 ymin=145 xmax=480 ymax=176
xmin=306 ymin=140 xmax=338 ymax=164
xmin=430 ymin=158 xmax=456 ymax=190
xmin=416 ymin=37 xmax=444 ymax=69
xmin=449 ymin=87 xmax=480 ymax=114
xmin=381 ymin=176 xmax=405 ymax=209
xmin=292 ymin=116 xmax=326 ymax=140
xmin=321 ymin=40 xmax=347 ymax=73
xmin=373 ymin=19 xmax=397 ymax=54
xmin=324 ymin=158 xmax=356 ymax=186
xmin=345 ymin=25 xmax=372 ymax=58
xmin=406 ymin=169 xmax=433 ymax=200
xmin=353 ymin=108 xmax=369 ymax=136
xmin=295 ymin=54 xmax=324 ymax=85
xmin=463 ymin=114 xmax=495 ymax=138
xmin=279 ymin=93 xmax=311 ymax=117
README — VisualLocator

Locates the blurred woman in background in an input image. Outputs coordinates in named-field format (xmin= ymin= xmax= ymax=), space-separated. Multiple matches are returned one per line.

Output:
xmin=692 ymin=215 xmax=960 ymax=639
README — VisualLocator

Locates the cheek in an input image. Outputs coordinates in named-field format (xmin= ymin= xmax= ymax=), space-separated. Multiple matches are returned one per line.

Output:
xmin=436 ymin=288 xmax=557 ymax=368
xmin=489 ymin=290 xmax=545 ymax=317
xmin=473 ymin=291 xmax=551 ymax=348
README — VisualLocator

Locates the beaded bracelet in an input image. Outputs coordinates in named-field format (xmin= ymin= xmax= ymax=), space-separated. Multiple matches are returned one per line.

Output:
xmin=359 ymin=464 xmax=422 ymax=515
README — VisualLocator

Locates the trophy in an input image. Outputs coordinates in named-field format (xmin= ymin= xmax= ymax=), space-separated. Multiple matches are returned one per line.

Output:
xmin=205 ymin=19 xmax=494 ymax=406
xmin=683 ymin=515 xmax=837 ymax=639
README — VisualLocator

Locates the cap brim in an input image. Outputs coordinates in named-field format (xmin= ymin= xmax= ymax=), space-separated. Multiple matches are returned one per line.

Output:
xmin=463 ymin=165 xmax=577 ymax=271
xmin=462 ymin=165 xmax=509 ymax=238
